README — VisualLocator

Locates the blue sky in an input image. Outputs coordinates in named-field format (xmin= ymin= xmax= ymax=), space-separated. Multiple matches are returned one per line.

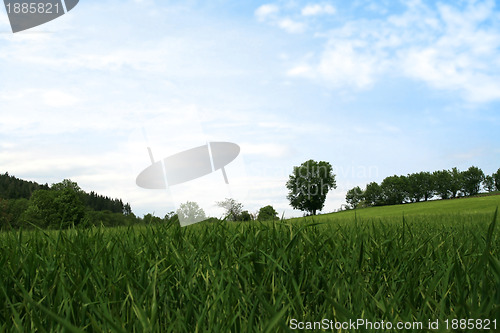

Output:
xmin=1 ymin=0 xmax=499 ymax=218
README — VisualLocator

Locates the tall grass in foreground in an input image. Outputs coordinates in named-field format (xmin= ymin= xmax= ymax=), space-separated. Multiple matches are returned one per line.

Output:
xmin=0 ymin=213 xmax=499 ymax=332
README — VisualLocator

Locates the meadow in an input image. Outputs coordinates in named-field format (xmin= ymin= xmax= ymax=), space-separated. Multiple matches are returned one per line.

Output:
xmin=1 ymin=196 xmax=499 ymax=332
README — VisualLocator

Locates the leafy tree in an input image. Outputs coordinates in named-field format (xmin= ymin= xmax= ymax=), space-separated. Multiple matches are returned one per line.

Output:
xmin=406 ymin=172 xmax=431 ymax=202
xmin=433 ymin=170 xmax=453 ymax=199
xmin=0 ymin=174 xmax=135 ymax=228
xmin=257 ymin=205 xmax=278 ymax=221
xmin=381 ymin=175 xmax=408 ymax=205
xmin=51 ymin=179 xmax=82 ymax=192
xmin=345 ymin=186 xmax=364 ymax=209
xmin=483 ymin=175 xmax=495 ymax=192
xmin=406 ymin=173 xmax=425 ymax=203
xmin=419 ymin=171 xmax=435 ymax=201
xmin=239 ymin=210 xmax=253 ymax=221
xmin=6 ymin=198 xmax=29 ymax=228
xmin=461 ymin=166 xmax=485 ymax=196
xmin=493 ymin=168 xmax=500 ymax=191
xmin=142 ymin=213 xmax=163 ymax=224
xmin=449 ymin=167 xmax=463 ymax=198
xmin=0 ymin=198 xmax=12 ymax=229
xmin=22 ymin=187 xmax=85 ymax=228
xmin=286 ymin=160 xmax=336 ymax=215
xmin=164 ymin=211 xmax=177 ymax=223
xmin=176 ymin=201 xmax=206 ymax=223
xmin=216 ymin=198 xmax=243 ymax=221
xmin=363 ymin=182 xmax=383 ymax=206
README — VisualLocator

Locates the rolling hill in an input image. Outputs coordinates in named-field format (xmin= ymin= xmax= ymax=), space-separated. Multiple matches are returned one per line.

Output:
xmin=298 ymin=194 xmax=500 ymax=222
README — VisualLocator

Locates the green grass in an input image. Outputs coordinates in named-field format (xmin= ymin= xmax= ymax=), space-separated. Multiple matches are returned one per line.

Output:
xmin=317 ymin=194 xmax=500 ymax=220
xmin=1 ymin=197 xmax=499 ymax=332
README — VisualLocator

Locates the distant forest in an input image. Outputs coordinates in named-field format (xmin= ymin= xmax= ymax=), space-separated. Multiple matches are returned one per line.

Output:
xmin=0 ymin=172 xmax=129 ymax=213
xmin=0 ymin=172 xmax=145 ymax=229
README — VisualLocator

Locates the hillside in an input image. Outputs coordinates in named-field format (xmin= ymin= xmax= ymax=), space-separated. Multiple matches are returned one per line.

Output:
xmin=0 ymin=172 xmax=131 ymax=214
xmin=0 ymin=172 xmax=137 ymax=229
xmin=299 ymin=194 xmax=500 ymax=222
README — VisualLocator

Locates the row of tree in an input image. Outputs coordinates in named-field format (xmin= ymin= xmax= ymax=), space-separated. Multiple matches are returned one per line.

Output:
xmin=172 ymin=199 xmax=280 ymax=223
xmin=0 ymin=174 xmax=136 ymax=229
xmin=0 ymin=173 xmax=131 ymax=214
xmin=346 ymin=166 xmax=500 ymax=209
xmin=0 ymin=172 xmax=283 ymax=229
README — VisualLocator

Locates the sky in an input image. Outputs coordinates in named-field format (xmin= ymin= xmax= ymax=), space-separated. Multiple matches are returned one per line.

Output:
xmin=1 ymin=0 xmax=499 ymax=219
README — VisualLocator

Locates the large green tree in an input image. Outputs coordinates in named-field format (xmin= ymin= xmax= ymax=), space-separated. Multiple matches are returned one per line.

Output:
xmin=433 ymin=170 xmax=452 ymax=199
xmin=286 ymin=160 xmax=336 ymax=215
xmin=363 ymin=182 xmax=383 ymax=206
xmin=493 ymin=168 xmax=500 ymax=191
xmin=483 ymin=175 xmax=495 ymax=192
xmin=239 ymin=210 xmax=253 ymax=221
xmin=381 ymin=175 xmax=408 ymax=205
xmin=449 ymin=167 xmax=463 ymax=198
xmin=22 ymin=183 xmax=85 ymax=228
xmin=405 ymin=171 xmax=434 ymax=202
xmin=420 ymin=171 xmax=435 ymax=201
xmin=407 ymin=173 xmax=425 ymax=202
xmin=257 ymin=205 xmax=279 ymax=221
xmin=461 ymin=166 xmax=485 ymax=196
xmin=345 ymin=186 xmax=363 ymax=209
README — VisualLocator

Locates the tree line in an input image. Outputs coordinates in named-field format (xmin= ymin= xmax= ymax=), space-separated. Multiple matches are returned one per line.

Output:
xmin=0 ymin=172 xmax=282 ymax=229
xmin=0 ymin=173 xmax=136 ymax=229
xmin=346 ymin=166 xmax=500 ymax=209
xmin=1 ymin=173 xmax=130 ymax=214
xmin=164 ymin=199 xmax=280 ymax=224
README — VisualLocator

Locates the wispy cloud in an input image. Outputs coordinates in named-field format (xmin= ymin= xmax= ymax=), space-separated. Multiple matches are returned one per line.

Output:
xmin=301 ymin=3 xmax=336 ymax=16
xmin=42 ymin=90 xmax=80 ymax=108
xmin=240 ymin=143 xmax=291 ymax=158
xmin=255 ymin=3 xmax=306 ymax=34
xmin=255 ymin=4 xmax=280 ymax=21
xmin=255 ymin=2 xmax=336 ymax=34
xmin=279 ymin=0 xmax=500 ymax=102
xmin=277 ymin=18 xmax=306 ymax=33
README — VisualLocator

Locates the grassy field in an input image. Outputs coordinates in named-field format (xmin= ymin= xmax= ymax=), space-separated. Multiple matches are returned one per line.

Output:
xmin=1 ymin=197 xmax=499 ymax=332
xmin=314 ymin=194 xmax=500 ymax=220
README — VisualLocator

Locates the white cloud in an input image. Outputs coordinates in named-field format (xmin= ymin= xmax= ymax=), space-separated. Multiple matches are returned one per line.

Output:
xmin=288 ymin=39 xmax=381 ymax=89
xmin=399 ymin=1 xmax=500 ymax=102
xmin=301 ymin=4 xmax=336 ymax=16
xmin=287 ymin=64 xmax=314 ymax=77
xmin=240 ymin=143 xmax=290 ymax=158
xmin=42 ymin=90 xmax=80 ymax=108
xmin=316 ymin=42 xmax=379 ymax=89
xmin=255 ymin=4 xmax=280 ymax=21
xmin=278 ymin=18 xmax=306 ymax=34
xmin=285 ymin=0 xmax=500 ymax=101
xmin=255 ymin=4 xmax=306 ymax=34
